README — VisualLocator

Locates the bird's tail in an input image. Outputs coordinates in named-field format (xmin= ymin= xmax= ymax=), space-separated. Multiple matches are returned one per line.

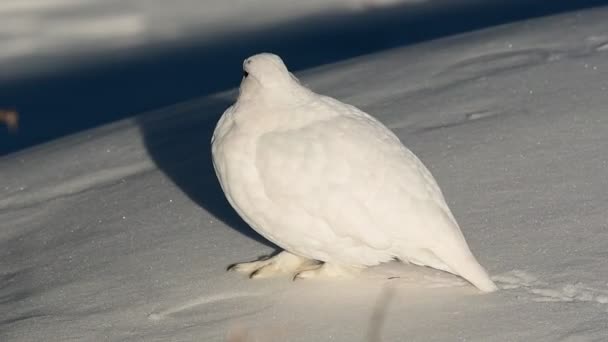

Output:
xmin=399 ymin=203 xmax=498 ymax=292
xmin=432 ymin=241 xmax=498 ymax=293
xmin=425 ymin=207 xmax=498 ymax=293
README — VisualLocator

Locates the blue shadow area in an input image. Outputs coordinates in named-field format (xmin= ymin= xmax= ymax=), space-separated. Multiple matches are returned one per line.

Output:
xmin=1 ymin=0 xmax=607 ymax=156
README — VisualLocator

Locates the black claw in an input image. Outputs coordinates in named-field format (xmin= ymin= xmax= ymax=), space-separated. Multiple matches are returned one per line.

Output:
xmin=249 ymin=269 xmax=260 ymax=279
xmin=292 ymin=273 xmax=301 ymax=282
xmin=227 ymin=264 xmax=238 ymax=272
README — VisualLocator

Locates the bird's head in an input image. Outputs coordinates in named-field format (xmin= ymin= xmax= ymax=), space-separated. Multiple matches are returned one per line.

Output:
xmin=239 ymin=53 xmax=302 ymax=100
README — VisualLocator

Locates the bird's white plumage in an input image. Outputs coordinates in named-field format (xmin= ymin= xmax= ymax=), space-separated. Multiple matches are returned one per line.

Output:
xmin=212 ymin=53 xmax=497 ymax=292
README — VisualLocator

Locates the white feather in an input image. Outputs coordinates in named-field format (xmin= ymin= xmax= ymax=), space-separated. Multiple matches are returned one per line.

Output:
xmin=212 ymin=53 xmax=497 ymax=292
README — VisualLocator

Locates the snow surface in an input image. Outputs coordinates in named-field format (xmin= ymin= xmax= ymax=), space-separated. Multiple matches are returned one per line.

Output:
xmin=2 ymin=5 xmax=608 ymax=341
xmin=0 ymin=0 xmax=416 ymax=80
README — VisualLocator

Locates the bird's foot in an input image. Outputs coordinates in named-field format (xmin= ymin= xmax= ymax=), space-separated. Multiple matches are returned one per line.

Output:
xmin=228 ymin=251 xmax=318 ymax=279
xmin=293 ymin=263 xmax=362 ymax=280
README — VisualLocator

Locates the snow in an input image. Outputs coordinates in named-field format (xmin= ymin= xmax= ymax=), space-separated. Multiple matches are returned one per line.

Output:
xmin=0 ymin=0 xmax=419 ymax=80
xmin=2 ymin=4 xmax=608 ymax=342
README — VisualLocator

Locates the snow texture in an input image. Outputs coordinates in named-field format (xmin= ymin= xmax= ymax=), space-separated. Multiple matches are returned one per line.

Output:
xmin=2 ymin=5 xmax=608 ymax=342
xmin=0 ymin=0 xmax=418 ymax=80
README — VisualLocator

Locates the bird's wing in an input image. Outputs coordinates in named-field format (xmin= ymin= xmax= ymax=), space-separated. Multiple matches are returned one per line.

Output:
xmin=254 ymin=102 xmax=441 ymax=251
xmin=211 ymin=104 xmax=235 ymax=144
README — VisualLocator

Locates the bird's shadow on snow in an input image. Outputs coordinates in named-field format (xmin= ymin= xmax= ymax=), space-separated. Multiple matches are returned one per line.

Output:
xmin=136 ymin=94 xmax=272 ymax=246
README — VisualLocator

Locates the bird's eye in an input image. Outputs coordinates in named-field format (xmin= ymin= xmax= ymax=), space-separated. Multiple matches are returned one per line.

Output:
xmin=243 ymin=71 xmax=249 ymax=78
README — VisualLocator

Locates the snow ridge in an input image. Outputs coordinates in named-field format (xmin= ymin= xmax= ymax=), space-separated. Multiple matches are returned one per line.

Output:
xmin=0 ymin=160 xmax=153 ymax=210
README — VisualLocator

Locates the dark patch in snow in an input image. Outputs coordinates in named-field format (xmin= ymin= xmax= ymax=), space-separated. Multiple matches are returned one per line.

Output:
xmin=413 ymin=108 xmax=511 ymax=133
xmin=0 ymin=312 xmax=47 ymax=327
xmin=0 ymin=289 xmax=36 ymax=306
xmin=436 ymin=49 xmax=552 ymax=83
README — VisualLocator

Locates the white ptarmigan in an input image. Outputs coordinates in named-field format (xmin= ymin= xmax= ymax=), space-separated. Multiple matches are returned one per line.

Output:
xmin=211 ymin=53 xmax=498 ymax=292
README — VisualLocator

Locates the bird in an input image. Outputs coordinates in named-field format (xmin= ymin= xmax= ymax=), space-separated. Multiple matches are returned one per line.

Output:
xmin=211 ymin=53 xmax=498 ymax=292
